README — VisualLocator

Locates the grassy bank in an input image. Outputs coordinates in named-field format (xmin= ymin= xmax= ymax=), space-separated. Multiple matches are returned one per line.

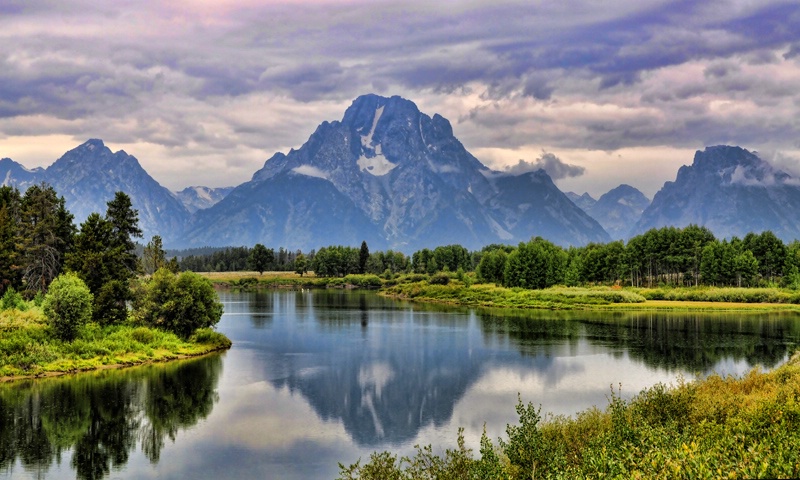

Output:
xmin=201 ymin=271 xmax=384 ymax=289
xmin=382 ymin=281 xmax=800 ymax=312
xmin=384 ymin=281 xmax=646 ymax=309
xmin=0 ymin=307 xmax=231 ymax=380
xmin=340 ymin=351 xmax=800 ymax=479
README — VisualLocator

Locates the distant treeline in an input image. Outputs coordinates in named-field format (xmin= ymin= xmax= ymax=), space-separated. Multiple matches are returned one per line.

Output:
xmin=177 ymin=246 xmax=304 ymax=272
xmin=180 ymin=225 xmax=800 ymax=289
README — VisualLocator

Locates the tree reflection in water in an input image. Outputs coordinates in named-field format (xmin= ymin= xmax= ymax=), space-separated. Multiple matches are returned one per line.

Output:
xmin=0 ymin=354 xmax=223 ymax=480
xmin=476 ymin=308 xmax=800 ymax=372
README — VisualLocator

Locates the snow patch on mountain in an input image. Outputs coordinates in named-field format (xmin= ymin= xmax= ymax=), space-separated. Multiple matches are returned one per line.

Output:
xmin=361 ymin=105 xmax=384 ymax=150
xmin=357 ymin=155 xmax=397 ymax=176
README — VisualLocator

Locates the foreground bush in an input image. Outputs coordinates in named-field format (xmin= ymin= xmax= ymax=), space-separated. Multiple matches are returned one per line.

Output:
xmin=42 ymin=273 xmax=93 ymax=341
xmin=133 ymin=268 xmax=224 ymax=338
xmin=340 ymin=353 xmax=800 ymax=479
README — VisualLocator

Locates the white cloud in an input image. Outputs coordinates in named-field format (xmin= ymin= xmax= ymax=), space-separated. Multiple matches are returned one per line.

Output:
xmin=291 ymin=164 xmax=328 ymax=180
xmin=502 ymin=152 xmax=585 ymax=179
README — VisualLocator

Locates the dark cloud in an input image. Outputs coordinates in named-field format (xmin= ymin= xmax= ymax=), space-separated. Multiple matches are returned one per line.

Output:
xmin=1 ymin=0 xmax=800 ymax=189
xmin=503 ymin=152 xmax=585 ymax=179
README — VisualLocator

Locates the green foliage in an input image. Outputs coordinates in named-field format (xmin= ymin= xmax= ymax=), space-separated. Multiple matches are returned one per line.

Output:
xmin=18 ymin=183 xmax=75 ymax=294
xmin=141 ymin=235 xmax=167 ymax=275
xmin=230 ymin=276 xmax=259 ymax=288
xmin=359 ymin=240 xmax=370 ymax=274
xmin=92 ymin=279 xmax=129 ymax=325
xmin=133 ymin=268 xmax=224 ymax=338
xmin=66 ymin=200 xmax=141 ymax=326
xmin=314 ymin=245 xmax=362 ymax=277
xmin=248 ymin=243 xmax=273 ymax=274
xmin=385 ymin=283 xmax=645 ymax=308
xmin=0 ymin=185 xmax=23 ymax=292
xmin=504 ymin=237 xmax=566 ymax=289
xmin=42 ymin=273 xmax=93 ymax=341
xmin=432 ymin=244 xmax=472 ymax=273
xmin=638 ymin=286 xmax=800 ymax=303
xmin=341 ymin=354 xmax=800 ymax=479
xmin=476 ymin=248 xmax=507 ymax=284
xmin=0 ymin=287 xmax=27 ymax=311
xmin=189 ymin=327 xmax=233 ymax=348
xmin=429 ymin=272 xmax=451 ymax=285
xmin=342 ymin=274 xmax=383 ymax=288
xmin=295 ymin=253 xmax=308 ymax=276
xmin=105 ymin=191 xmax=142 ymax=276
xmin=0 ymin=305 xmax=230 ymax=377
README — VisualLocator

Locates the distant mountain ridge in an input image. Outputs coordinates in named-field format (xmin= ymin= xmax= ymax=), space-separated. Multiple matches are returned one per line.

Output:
xmin=185 ymin=94 xmax=610 ymax=251
xmin=175 ymin=186 xmax=234 ymax=214
xmin=5 ymin=99 xmax=800 ymax=250
xmin=634 ymin=145 xmax=800 ymax=242
xmin=588 ymin=185 xmax=651 ymax=240
xmin=1 ymin=140 xmax=190 ymax=244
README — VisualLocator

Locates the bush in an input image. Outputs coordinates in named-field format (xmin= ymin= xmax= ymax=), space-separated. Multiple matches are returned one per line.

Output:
xmin=429 ymin=272 xmax=451 ymax=285
xmin=343 ymin=274 xmax=383 ymax=289
xmin=0 ymin=287 xmax=27 ymax=311
xmin=133 ymin=268 xmax=224 ymax=338
xmin=93 ymin=279 xmax=129 ymax=325
xmin=42 ymin=273 xmax=93 ymax=341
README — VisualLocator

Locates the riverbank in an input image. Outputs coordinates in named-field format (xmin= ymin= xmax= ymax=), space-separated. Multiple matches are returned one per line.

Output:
xmin=382 ymin=281 xmax=800 ymax=312
xmin=201 ymin=271 xmax=800 ymax=312
xmin=0 ymin=307 xmax=231 ymax=381
xmin=340 ymin=350 xmax=800 ymax=479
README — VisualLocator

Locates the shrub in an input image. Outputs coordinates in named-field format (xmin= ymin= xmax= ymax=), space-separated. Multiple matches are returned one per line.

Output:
xmin=133 ymin=268 xmax=224 ymax=338
xmin=42 ymin=273 xmax=93 ymax=341
xmin=0 ymin=287 xmax=27 ymax=311
xmin=343 ymin=274 xmax=383 ymax=289
xmin=429 ymin=272 xmax=451 ymax=285
xmin=93 ymin=279 xmax=130 ymax=325
xmin=130 ymin=326 xmax=155 ymax=344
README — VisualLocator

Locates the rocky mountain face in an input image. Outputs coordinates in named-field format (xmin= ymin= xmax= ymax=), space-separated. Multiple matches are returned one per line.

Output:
xmin=185 ymin=94 xmax=610 ymax=251
xmin=566 ymin=191 xmax=597 ymax=211
xmin=0 ymin=158 xmax=43 ymax=191
xmin=634 ymin=145 xmax=800 ymax=241
xmin=175 ymin=186 xmax=234 ymax=213
xmin=1 ymin=140 xmax=191 ymax=244
xmin=585 ymin=185 xmax=650 ymax=240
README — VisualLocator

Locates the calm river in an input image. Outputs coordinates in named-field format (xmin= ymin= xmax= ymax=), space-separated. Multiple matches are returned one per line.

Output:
xmin=2 ymin=290 xmax=800 ymax=479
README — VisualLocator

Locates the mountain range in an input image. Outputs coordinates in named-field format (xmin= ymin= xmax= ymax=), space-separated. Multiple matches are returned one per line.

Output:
xmin=2 ymin=94 xmax=799 ymax=250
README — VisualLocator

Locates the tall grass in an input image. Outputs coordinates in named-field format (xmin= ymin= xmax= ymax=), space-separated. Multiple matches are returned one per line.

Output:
xmin=638 ymin=286 xmax=800 ymax=304
xmin=383 ymin=282 xmax=646 ymax=309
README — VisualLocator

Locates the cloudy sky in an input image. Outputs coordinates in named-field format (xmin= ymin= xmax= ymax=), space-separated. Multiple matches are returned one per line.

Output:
xmin=1 ymin=0 xmax=799 ymax=197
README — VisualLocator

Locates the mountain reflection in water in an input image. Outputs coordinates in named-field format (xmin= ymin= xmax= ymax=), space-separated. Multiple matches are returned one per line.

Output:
xmin=1 ymin=290 xmax=798 ymax=480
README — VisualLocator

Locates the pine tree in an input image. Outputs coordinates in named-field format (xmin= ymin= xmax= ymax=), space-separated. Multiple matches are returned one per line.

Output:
xmin=359 ymin=241 xmax=369 ymax=274
xmin=0 ymin=186 xmax=22 ymax=293
xmin=141 ymin=235 xmax=167 ymax=275
xmin=105 ymin=191 xmax=143 ymax=277
xmin=19 ymin=183 xmax=75 ymax=293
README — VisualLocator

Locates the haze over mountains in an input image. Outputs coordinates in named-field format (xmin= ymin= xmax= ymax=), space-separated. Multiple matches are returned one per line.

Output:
xmin=2 ymin=95 xmax=799 ymax=250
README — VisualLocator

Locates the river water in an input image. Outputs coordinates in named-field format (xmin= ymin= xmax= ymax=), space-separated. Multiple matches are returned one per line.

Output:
xmin=2 ymin=289 xmax=799 ymax=479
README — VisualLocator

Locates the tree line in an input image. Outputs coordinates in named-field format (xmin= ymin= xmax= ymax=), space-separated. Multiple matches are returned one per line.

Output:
xmin=0 ymin=183 xmax=220 ymax=340
xmin=192 ymin=226 xmax=800 ymax=289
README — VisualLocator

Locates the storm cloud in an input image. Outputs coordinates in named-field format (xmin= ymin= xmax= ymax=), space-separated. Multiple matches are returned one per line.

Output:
xmin=1 ymin=0 xmax=799 ymax=193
